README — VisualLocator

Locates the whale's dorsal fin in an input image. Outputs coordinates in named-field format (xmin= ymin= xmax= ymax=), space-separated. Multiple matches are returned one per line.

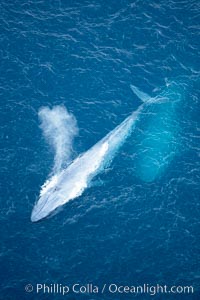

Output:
xmin=130 ymin=84 xmax=152 ymax=102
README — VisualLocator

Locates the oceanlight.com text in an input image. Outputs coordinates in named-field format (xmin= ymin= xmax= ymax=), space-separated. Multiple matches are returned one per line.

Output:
xmin=25 ymin=283 xmax=194 ymax=296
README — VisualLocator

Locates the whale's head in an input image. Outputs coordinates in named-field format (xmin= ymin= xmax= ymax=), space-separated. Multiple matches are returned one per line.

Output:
xmin=31 ymin=200 xmax=51 ymax=222
xmin=31 ymin=169 xmax=88 ymax=222
xmin=31 ymin=174 xmax=64 ymax=222
xmin=31 ymin=188 xmax=61 ymax=222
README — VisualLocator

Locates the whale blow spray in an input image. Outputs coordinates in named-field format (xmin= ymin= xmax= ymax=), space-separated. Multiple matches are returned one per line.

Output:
xmin=39 ymin=106 xmax=78 ymax=174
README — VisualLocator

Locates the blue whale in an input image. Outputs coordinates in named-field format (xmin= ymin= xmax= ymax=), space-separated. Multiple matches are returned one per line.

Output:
xmin=31 ymin=81 xmax=184 ymax=221
xmin=31 ymin=88 xmax=165 ymax=222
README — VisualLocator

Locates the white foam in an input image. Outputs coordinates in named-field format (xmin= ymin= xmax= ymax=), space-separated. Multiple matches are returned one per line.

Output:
xmin=40 ymin=174 xmax=59 ymax=197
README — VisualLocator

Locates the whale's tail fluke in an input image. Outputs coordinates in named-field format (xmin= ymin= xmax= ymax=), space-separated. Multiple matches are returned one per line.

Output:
xmin=130 ymin=84 xmax=151 ymax=102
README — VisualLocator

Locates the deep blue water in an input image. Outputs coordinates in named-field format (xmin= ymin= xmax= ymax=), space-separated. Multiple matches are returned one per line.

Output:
xmin=0 ymin=0 xmax=200 ymax=299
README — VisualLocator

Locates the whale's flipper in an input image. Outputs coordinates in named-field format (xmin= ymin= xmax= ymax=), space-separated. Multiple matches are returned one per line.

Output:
xmin=130 ymin=84 xmax=152 ymax=102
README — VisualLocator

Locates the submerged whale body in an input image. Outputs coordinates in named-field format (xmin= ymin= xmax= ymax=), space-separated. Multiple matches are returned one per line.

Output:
xmin=131 ymin=81 xmax=185 ymax=182
xmin=31 ymin=105 xmax=144 ymax=222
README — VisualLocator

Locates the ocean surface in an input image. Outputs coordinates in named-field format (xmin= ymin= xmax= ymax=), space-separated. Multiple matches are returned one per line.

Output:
xmin=0 ymin=0 xmax=200 ymax=299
